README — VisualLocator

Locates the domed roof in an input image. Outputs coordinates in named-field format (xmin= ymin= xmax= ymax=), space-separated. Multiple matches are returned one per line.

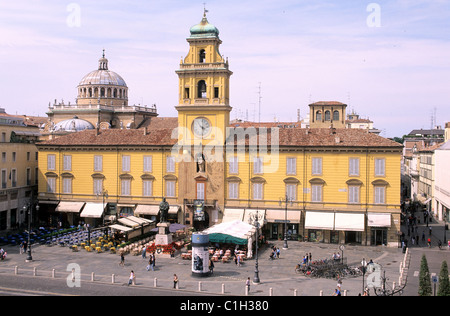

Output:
xmin=78 ymin=52 xmax=127 ymax=87
xmin=190 ymin=13 xmax=219 ymax=38
xmin=54 ymin=116 xmax=95 ymax=132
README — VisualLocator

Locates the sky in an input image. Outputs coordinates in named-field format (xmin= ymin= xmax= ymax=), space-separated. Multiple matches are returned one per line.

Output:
xmin=0 ymin=0 xmax=449 ymax=138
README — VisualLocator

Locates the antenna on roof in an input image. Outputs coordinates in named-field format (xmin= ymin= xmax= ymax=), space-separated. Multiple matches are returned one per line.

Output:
xmin=257 ymin=82 xmax=262 ymax=123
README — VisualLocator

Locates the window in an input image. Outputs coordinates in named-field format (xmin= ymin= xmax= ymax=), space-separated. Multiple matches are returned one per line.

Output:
xmin=198 ymin=80 xmax=207 ymax=98
xmin=252 ymin=183 xmax=263 ymax=200
xmin=374 ymin=186 xmax=386 ymax=204
xmin=286 ymin=184 xmax=297 ymax=201
xmin=26 ymin=168 xmax=31 ymax=186
xmin=47 ymin=177 xmax=56 ymax=193
xmin=316 ymin=111 xmax=322 ymax=121
xmin=229 ymin=156 xmax=239 ymax=174
xmin=1 ymin=152 xmax=5 ymax=163
xmin=375 ymin=158 xmax=386 ymax=177
xmin=185 ymin=88 xmax=190 ymax=99
xmin=348 ymin=186 xmax=360 ymax=204
xmin=63 ymin=155 xmax=72 ymax=171
xmin=35 ymin=168 xmax=38 ymax=185
xmin=199 ymin=49 xmax=206 ymax=63
xmin=11 ymin=169 xmax=16 ymax=187
xmin=196 ymin=182 xmax=205 ymax=200
xmin=12 ymin=152 xmax=16 ymax=162
xmin=253 ymin=157 xmax=263 ymax=174
xmin=228 ymin=182 xmax=239 ymax=200
xmin=62 ymin=178 xmax=72 ymax=194
xmin=121 ymin=179 xmax=131 ymax=196
xmin=312 ymin=157 xmax=322 ymax=175
xmin=311 ymin=185 xmax=322 ymax=202
xmin=143 ymin=156 xmax=152 ymax=173
xmin=287 ymin=157 xmax=296 ymax=175
xmin=122 ymin=155 xmax=130 ymax=172
xmin=47 ymin=155 xmax=56 ymax=171
xmin=166 ymin=156 xmax=175 ymax=173
xmin=166 ymin=181 xmax=176 ymax=197
xmin=214 ymin=87 xmax=219 ymax=99
xmin=1 ymin=169 xmax=6 ymax=189
xmin=143 ymin=180 xmax=153 ymax=197
xmin=325 ymin=111 xmax=331 ymax=121
xmin=27 ymin=152 xmax=30 ymax=161
xmin=349 ymin=158 xmax=360 ymax=176
xmin=94 ymin=156 xmax=103 ymax=172
xmin=93 ymin=179 xmax=103 ymax=195
xmin=333 ymin=111 xmax=340 ymax=121
xmin=1 ymin=132 xmax=6 ymax=142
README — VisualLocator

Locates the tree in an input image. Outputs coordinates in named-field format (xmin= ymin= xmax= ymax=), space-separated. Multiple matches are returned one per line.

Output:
xmin=438 ymin=261 xmax=450 ymax=296
xmin=419 ymin=254 xmax=432 ymax=296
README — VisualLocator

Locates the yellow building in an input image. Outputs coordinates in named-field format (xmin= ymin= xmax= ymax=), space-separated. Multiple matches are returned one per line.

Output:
xmin=0 ymin=109 xmax=40 ymax=230
xmin=36 ymin=12 xmax=403 ymax=246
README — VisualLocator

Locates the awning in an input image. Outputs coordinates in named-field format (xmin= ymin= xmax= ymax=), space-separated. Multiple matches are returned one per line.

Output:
xmin=368 ymin=213 xmax=391 ymax=227
xmin=109 ymin=224 xmax=134 ymax=232
xmin=56 ymin=202 xmax=85 ymax=213
xmin=243 ymin=209 xmax=266 ymax=227
xmin=203 ymin=220 xmax=256 ymax=245
xmin=305 ymin=212 xmax=335 ymax=230
xmin=222 ymin=208 xmax=245 ymax=222
xmin=118 ymin=217 xmax=140 ymax=228
xmin=266 ymin=209 xmax=301 ymax=224
xmin=169 ymin=205 xmax=181 ymax=215
xmin=126 ymin=216 xmax=154 ymax=226
xmin=80 ymin=203 xmax=105 ymax=218
xmin=134 ymin=204 xmax=159 ymax=216
xmin=334 ymin=213 xmax=365 ymax=232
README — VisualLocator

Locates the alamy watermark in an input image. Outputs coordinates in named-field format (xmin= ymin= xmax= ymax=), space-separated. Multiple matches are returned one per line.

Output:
xmin=366 ymin=3 xmax=381 ymax=28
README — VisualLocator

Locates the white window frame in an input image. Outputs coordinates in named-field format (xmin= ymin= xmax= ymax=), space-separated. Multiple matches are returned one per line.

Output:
xmin=122 ymin=155 xmax=131 ymax=172
xmin=62 ymin=177 xmax=72 ymax=194
xmin=253 ymin=157 xmax=263 ymax=175
xmin=143 ymin=156 xmax=153 ymax=173
xmin=94 ymin=155 xmax=103 ymax=172
xmin=63 ymin=155 xmax=72 ymax=171
xmin=93 ymin=179 xmax=103 ymax=195
xmin=374 ymin=186 xmax=386 ymax=204
xmin=287 ymin=157 xmax=297 ymax=175
xmin=196 ymin=182 xmax=205 ymax=200
xmin=375 ymin=158 xmax=386 ymax=177
xmin=286 ymin=184 xmax=297 ymax=201
xmin=228 ymin=182 xmax=239 ymax=200
xmin=311 ymin=184 xmax=323 ymax=202
xmin=312 ymin=157 xmax=322 ymax=176
xmin=121 ymin=179 xmax=131 ymax=196
xmin=252 ymin=182 xmax=263 ymax=200
xmin=166 ymin=156 xmax=175 ymax=173
xmin=47 ymin=154 xmax=56 ymax=171
xmin=229 ymin=156 xmax=239 ymax=174
xmin=349 ymin=158 xmax=360 ymax=177
xmin=166 ymin=180 xmax=176 ymax=197
xmin=348 ymin=185 xmax=360 ymax=204
xmin=142 ymin=180 xmax=153 ymax=197
xmin=47 ymin=177 xmax=56 ymax=193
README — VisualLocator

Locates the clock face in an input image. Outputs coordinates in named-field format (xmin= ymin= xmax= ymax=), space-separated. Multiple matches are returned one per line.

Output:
xmin=192 ymin=118 xmax=212 ymax=137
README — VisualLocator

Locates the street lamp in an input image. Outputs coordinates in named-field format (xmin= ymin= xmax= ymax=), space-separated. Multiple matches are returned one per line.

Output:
xmin=361 ymin=258 xmax=367 ymax=295
xmin=279 ymin=195 xmax=293 ymax=250
xmin=251 ymin=208 xmax=261 ymax=284
xmin=22 ymin=203 xmax=39 ymax=262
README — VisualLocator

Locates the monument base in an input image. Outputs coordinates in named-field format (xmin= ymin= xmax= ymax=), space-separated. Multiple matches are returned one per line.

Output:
xmin=154 ymin=222 xmax=173 ymax=252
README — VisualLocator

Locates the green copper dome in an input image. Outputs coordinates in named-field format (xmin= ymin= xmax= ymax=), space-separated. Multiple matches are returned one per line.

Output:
xmin=189 ymin=15 xmax=219 ymax=38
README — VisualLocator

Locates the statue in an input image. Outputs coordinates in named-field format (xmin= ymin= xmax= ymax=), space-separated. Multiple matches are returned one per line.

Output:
xmin=196 ymin=153 xmax=206 ymax=173
xmin=159 ymin=197 xmax=170 ymax=223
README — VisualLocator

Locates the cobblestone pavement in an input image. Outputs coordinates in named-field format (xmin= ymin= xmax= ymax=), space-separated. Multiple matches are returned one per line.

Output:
xmin=0 ymin=238 xmax=408 ymax=296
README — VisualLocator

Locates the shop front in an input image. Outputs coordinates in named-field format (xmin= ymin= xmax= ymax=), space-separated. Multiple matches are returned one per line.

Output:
xmin=265 ymin=209 xmax=301 ymax=240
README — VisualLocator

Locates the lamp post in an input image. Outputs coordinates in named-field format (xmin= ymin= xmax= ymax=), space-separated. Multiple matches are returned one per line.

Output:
xmin=279 ymin=194 xmax=293 ymax=250
xmin=361 ymin=258 xmax=367 ymax=295
xmin=251 ymin=208 xmax=260 ymax=284
xmin=23 ymin=203 xmax=39 ymax=262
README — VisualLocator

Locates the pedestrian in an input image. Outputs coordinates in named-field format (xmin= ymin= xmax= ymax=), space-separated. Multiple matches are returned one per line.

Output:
xmin=128 ymin=270 xmax=135 ymax=286
xmin=150 ymin=253 xmax=156 ymax=271
xmin=332 ymin=288 xmax=341 ymax=296
xmin=276 ymin=248 xmax=280 ymax=259
xmin=173 ymin=274 xmax=179 ymax=289
xmin=146 ymin=255 xmax=153 ymax=271
xmin=237 ymin=254 xmax=241 ymax=267
xmin=142 ymin=247 xmax=147 ymax=259
xmin=246 ymin=277 xmax=251 ymax=294
xmin=119 ymin=252 xmax=125 ymax=266
xmin=209 ymin=259 xmax=214 ymax=274
xmin=19 ymin=242 xmax=24 ymax=255
xmin=309 ymin=253 xmax=312 ymax=263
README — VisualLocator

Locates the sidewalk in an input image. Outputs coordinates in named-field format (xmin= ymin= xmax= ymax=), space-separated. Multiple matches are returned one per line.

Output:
xmin=0 ymin=239 xmax=406 ymax=296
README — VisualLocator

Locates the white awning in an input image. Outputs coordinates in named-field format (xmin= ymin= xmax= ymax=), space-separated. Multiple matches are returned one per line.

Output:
xmin=80 ymin=203 xmax=105 ymax=218
xmin=109 ymin=224 xmax=134 ymax=232
xmin=334 ymin=213 xmax=365 ymax=232
xmin=118 ymin=217 xmax=140 ymax=228
xmin=134 ymin=204 xmax=159 ymax=216
xmin=368 ymin=213 xmax=391 ymax=227
xmin=222 ymin=208 xmax=245 ymax=223
xmin=266 ymin=209 xmax=301 ymax=224
xmin=126 ymin=216 xmax=154 ymax=225
xmin=305 ymin=212 xmax=335 ymax=230
xmin=56 ymin=202 xmax=85 ymax=213
xmin=168 ymin=205 xmax=181 ymax=215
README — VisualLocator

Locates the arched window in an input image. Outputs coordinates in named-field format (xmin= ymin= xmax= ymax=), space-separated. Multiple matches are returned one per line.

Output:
xmin=325 ymin=111 xmax=331 ymax=121
xmin=316 ymin=111 xmax=322 ymax=122
xmin=89 ymin=88 xmax=93 ymax=97
xmin=333 ymin=111 xmax=340 ymax=121
xmin=113 ymin=89 xmax=117 ymax=98
xmin=198 ymin=80 xmax=207 ymax=98
xmin=199 ymin=49 xmax=206 ymax=63
xmin=100 ymin=88 xmax=105 ymax=97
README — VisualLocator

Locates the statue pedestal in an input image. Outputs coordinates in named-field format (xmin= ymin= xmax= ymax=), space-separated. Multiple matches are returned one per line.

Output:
xmin=155 ymin=222 xmax=172 ymax=246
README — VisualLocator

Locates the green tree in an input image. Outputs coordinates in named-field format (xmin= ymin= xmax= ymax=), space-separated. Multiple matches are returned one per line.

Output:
xmin=419 ymin=254 xmax=432 ymax=296
xmin=438 ymin=261 xmax=450 ymax=296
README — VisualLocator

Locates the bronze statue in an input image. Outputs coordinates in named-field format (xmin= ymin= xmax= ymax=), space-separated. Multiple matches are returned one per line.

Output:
xmin=159 ymin=197 xmax=170 ymax=223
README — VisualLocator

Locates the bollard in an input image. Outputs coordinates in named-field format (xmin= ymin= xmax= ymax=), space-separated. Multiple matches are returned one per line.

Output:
xmin=52 ymin=269 xmax=56 ymax=278
xmin=319 ymin=290 xmax=323 ymax=296
xmin=91 ymin=272 xmax=95 ymax=282
xmin=222 ymin=284 xmax=225 ymax=294
xmin=33 ymin=267 xmax=37 ymax=276
xmin=294 ymin=289 xmax=298 ymax=296
xmin=198 ymin=281 xmax=202 ymax=292
xmin=245 ymin=286 xmax=249 ymax=296
xmin=154 ymin=278 xmax=158 ymax=288
xmin=176 ymin=280 xmax=179 ymax=290
xmin=393 ymin=282 xmax=396 ymax=289
xmin=14 ymin=266 xmax=18 ymax=275
xmin=269 ymin=288 xmax=273 ymax=296
xmin=344 ymin=290 xmax=347 ymax=296
xmin=112 ymin=274 xmax=115 ymax=284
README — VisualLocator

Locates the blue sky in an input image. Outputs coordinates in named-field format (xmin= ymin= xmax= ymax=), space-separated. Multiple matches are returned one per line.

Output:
xmin=0 ymin=0 xmax=449 ymax=137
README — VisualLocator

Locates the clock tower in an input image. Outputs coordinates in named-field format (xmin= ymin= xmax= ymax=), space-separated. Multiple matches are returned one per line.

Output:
xmin=175 ymin=11 xmax=233 ymax=146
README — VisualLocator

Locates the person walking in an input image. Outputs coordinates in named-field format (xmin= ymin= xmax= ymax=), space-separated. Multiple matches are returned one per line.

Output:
xmin=246 ymin=277 xmax=251 ymax=294
xmin=119 ymin=252 xmax=125 ymax=267
xmin=173 ymin=274 xmax=179 ymax=289
xmin=128 ymin=270 xmax=135 ymax=286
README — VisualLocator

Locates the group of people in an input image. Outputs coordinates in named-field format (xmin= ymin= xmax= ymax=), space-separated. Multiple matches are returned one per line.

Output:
xmin=269 ymin=246 xmax=281 ymax=260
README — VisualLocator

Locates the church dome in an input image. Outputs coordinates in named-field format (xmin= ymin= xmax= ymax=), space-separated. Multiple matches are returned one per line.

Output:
xmin=54 ymin=116 xmax=95 ymax=132
xmin=190 ymin=13 xmax=219 ymax=38
xmin=78 ymin=52 xmax=127 ymax=87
